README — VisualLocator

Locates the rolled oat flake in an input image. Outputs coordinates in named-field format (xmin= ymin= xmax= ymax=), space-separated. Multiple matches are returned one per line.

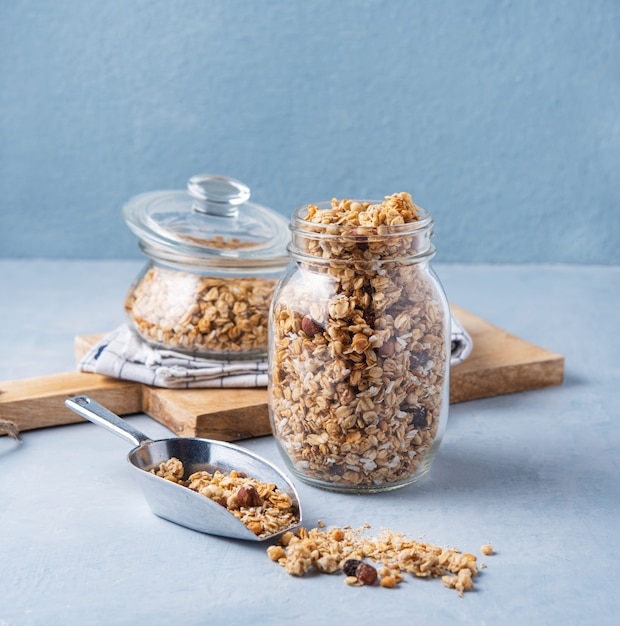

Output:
xmin=122 ymin=174 xmax=290 ymax=360
xmin=268 ymin=193 xmax=451 ymax=492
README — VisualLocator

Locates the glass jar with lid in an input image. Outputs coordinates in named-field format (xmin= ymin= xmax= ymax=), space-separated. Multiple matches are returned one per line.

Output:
xmin=123 ymin=174 xmax=289 ymax=360
xmin=268 ymin=193 xmax=450 ymax=492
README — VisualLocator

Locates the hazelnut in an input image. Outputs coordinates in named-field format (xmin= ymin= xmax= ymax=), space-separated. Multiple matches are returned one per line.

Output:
xmin=377 ymin=340 xmax=395 ymax=358
xmin=301 ymin=315 xmax=323 ymax=338
xmin=236 ymin=485 xmax=261 ymax=508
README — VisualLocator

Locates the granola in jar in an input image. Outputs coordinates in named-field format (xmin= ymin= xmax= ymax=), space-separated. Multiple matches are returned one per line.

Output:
xmin=125 ymin=264 xmax=277 ymax=357
xmin=268 ymin=193 xmax=450 ymax=492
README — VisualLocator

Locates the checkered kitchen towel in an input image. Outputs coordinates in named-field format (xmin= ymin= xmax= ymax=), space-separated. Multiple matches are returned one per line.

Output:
xmin=79 ymin=315 xmax=472 ymax=389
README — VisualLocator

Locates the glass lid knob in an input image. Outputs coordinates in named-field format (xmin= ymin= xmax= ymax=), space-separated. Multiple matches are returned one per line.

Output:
xmin=188 ymin=174 xmax=251 ymax=217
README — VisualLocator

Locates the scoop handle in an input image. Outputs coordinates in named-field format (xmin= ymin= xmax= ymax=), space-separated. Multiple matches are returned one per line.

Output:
xmin=65 ymin=395 xmax=152 ymax=448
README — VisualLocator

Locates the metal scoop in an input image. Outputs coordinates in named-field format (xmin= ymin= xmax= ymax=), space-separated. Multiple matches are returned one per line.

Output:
xmin=65 ymin=395 xmax=302 ymax=541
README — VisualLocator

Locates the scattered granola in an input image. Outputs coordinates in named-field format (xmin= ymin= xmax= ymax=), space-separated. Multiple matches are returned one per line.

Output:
xmin=481 ymin=544 xmax=494 ymax=556
xmin=267 ymin=524 xmax=482 ymax=596
xmin=269 ymin=192 xmax=450 ymax=490
xmin=125 ymin=265 xmax=276 ymax=357
xmin=151 ymin=458 xmax=299 ymax=539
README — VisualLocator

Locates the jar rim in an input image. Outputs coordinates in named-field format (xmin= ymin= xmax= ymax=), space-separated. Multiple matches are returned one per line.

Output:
xmin=285 ymin=242 xmax=437 ymax=265
xmin=288 ymin=199 xmax=436 ymax=262
xmin=290 ymin=200 xmax=434 ymax=236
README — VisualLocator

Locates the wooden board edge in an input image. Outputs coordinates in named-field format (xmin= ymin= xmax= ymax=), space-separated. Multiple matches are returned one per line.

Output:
xmin=0 ymin=371 xmax=142 ymax=435
xmin=450 ymin=354 xmax=565 ymax=403
xmin=142 ymin=386 xmax=271 ymax=441
xmin=193 ymin=403 xmax=271 ymax=441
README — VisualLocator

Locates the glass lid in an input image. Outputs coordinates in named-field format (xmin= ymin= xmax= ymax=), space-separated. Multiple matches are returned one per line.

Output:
xmin=122 ymin=174 xmax=290 ymax=268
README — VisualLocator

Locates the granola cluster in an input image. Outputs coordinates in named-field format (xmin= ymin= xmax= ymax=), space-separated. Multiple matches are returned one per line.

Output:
xmin=125 ymin=265 xmax=276 ymax=357
xmin=151 ymin=458 xmax=299 ymax=538
xmin=269 ymin=193 xmax=449 ymax=489
xmin=267 ymin=523 xmax=482 ymax=596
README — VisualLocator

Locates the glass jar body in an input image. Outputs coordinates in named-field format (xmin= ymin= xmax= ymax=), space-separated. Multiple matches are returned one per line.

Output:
xmin=268 ymin=224 xmax=450 ymax=492
xmin=125 ymin=260 xmax=283 ymax=360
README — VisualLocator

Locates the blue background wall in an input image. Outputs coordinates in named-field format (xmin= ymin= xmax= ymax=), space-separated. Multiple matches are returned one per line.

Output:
xmin=1 ymin=0 xmax=618 ymax=264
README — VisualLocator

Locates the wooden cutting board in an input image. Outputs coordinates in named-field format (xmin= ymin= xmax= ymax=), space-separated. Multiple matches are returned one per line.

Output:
xmin=0 ymin=305 xmax=564 ymax=441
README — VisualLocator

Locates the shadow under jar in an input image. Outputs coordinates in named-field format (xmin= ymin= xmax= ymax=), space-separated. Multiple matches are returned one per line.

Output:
xmin=123 ymin=174 xmax=290 ymax=360
xmin=268 ymin=194 xmax=450 ymax=492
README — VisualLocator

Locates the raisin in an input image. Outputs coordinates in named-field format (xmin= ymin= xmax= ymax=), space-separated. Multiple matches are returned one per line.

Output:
xmin=342 ymin=559 xmax=363 ymax=577
xmin=355 ymin=562 xmax=378 ymax=585
xmin=410 ymin=406 xmax=428 ymax=429
xmin=409 ymin=351 xmax=428 ymax=370
xmin=362 ymin=309 xmax=375 ymax=328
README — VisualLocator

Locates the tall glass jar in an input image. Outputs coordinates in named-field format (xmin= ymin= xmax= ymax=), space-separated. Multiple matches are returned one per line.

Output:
xmin=268 ymin=193 xmax=450 ymax=492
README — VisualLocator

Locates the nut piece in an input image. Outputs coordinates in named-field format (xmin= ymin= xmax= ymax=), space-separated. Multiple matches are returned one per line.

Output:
xmin=377 ymin=340 xmax=395 ymax=358
xmin=237 ymin=485 xmax=262 ymax=508
xmin=301 ymin=315 xmax=323 ymax=338
xmin=481 ymin=544 xmax=493 ymax=556
xmin=380 ymin=575 xmax=397 ymax=588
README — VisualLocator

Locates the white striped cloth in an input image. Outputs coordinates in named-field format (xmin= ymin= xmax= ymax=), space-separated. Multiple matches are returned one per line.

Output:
xmin=79 ymin=315 xmax=472 ymax=389
xmin=450 ymin=313 xmax=473 ymax=366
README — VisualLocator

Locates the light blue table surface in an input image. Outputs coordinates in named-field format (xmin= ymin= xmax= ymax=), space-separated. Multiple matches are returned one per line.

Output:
xmin=1 ymin=260 xmax=618 ymax=625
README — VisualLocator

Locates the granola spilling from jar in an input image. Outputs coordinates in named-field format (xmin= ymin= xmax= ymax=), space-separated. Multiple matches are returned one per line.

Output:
xmin=151 ymin=458 xmax=299 ymax=538
xmin=269 ymin=192 xmax=449 ymax=489
xmin=267 ymin=523 xmax=484 ymax=596
xmin=125 ymin=265 xmax=276 ymax=357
